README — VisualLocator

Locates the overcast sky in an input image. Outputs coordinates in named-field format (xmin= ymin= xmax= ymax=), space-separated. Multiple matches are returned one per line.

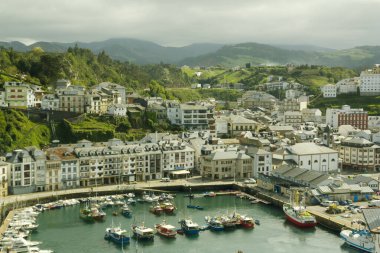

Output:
xmin=1 ymin=0 xmax=379 ymax=48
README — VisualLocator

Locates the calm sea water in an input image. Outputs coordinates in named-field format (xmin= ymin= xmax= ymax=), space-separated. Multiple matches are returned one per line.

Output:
xmin=31 ymin=193 xmax=356 ymax=253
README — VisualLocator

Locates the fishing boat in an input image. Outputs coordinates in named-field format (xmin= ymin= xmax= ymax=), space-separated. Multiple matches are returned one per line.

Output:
xmin=121 ymin=204 xmax=132 ymax=218
xmin=239 ymin=215 xmax=255 ymax=229
xmin=179 ymin=219 xmax=200 ymax=236
xmin=220 ymin=215 xmax=237 ymax=229
xmin=155 ymin=221 xmax=177 ymax=238
xmin=150 ymin=203 xmax=163 ymax=215
xmin=91 ymin=207 xmax=106 ymax=221
xmin=204 ymin=191 xmax=216 ymax=197
xmin=205 ymin=216 xmax=224 ymax=231
xmin=132 ymin=224 xmax=155 ymax=240
xmin=340 ymin=229 xmax=374 ymax=252
xmin=161 ymin=202 xmax=176 ymax=214
xmin=79 ymin=208 xmax=94 ymax=222
xmin=104 ymin=226 xmax=130 ymax=245
xmin=283 ymin=190 xmax=317 ymax=228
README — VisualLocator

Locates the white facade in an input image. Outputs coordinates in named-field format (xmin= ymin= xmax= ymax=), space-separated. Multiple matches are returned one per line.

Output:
xmin=215 ymin=117 xmax=228 ymax=136
xmin=61 ymin=160 xmax=80 ymax=189
xmin=369 ymin=116 xmax=380 ymax=128
xmin=301 ymin=108 xmax=322 ymax=123
xmin=285 ymin=143 xmax=339 ymax=172
xmin=284 ymin=111 xmax=303 ymax=125
xmin=336 ymin=78 xmax=359 ymax=94
xmin=360 ymin=65 xmax=380 ymax=96
xmin=7 ymin=150 xmax=36 ymax=194
xmin=321 ymin=84 xmax=337 ymax=98
xmin=251 ymin=149 xmax=272 ymax=178
xmin=0 ymin=90 xmax=6 ymax=107
xmin=108 ymin=104 xmax=127 ymax=117
xmin=41 ymin=94 xmax=59 ymax=111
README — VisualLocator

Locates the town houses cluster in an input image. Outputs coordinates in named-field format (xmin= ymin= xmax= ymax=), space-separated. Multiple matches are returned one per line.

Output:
xmin=321 ymin=64 xmax=380 ymax=97
xmin=0 ymin=66 xmax=380 ymax=204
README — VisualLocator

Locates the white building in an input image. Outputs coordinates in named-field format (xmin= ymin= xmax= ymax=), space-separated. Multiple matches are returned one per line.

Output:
xmin=321 ymin=84 xmax=337 ymax=98
xmin=336 ymin=78 xmax=359 ymax=94
xmin=108 ymin=104 xmax=128 ymax=117
xmin=41 ymin=94 xmax=59 ymax=111
xmin=360 ymin=64 xmax=380 ymax=96
xmin=284 ymin=111 xmax=303 ymax=125
xmin=6 ymin=149 xmax=36 ymax=194
xmin=167 ymin=102 xmax=214 ymax=130
xmin=285 ymin=143 xmax=339 ymax=172
xmin=247 ymin=148 xmax=272 ymax=178
xmin=0 ymin=161 xmax=8 ymax=197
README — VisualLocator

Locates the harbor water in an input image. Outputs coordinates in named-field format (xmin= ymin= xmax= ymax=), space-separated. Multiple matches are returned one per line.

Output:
xmin=31 ymin=193 xmax=356 ymax=253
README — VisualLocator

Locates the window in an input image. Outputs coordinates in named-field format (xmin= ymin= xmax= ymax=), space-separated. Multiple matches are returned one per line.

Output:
xmin=314 ymin=160 xmax=318 ymax=163
xmin=322 ymin=159 xmax=327 ymax=162
xmin=331 ymin=158 xmax=335 ymax=162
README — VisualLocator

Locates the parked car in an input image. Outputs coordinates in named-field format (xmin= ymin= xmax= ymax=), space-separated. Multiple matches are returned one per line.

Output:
xmin=320 ymin=200 xmax=338 ymax=207
xmin=244 ymin=178 xmax=256 ymax=184
xmin=160 ymin=177 xmax=171 ymax=182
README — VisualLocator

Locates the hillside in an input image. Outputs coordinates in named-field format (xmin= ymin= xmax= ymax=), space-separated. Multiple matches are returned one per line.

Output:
xmin=182 ymin=65 xmax=357 ymax=93
xmin=180 ymin=43 xmax=380 ymax=69
xmin=1 ymin=39 xmax=380 ymax=68
xmin=0 ymin=47 xmax=191 ymax=87
xmin=0 ymin=38 xmax=223 ymax=65
xmin=0 ymin=109 xmax=51 ymax=153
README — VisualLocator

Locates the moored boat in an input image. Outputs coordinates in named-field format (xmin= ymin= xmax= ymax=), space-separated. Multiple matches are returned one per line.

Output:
xmin=104 ymin=226 xmax=130 ymax=245
xmin=132 ymin=224 xmax=155 ymax=240
xmin=161 ymin=202 xmax=176 ymax=214
xmin=239 ymin=215 xmax=255 ymax=229
xmin=340 ymin=229 xmax=374 ymax=252
xmin=155 ymin=221 xmax=177 ymax=238
xmin=79 ymin=208 xmax=94 ymax=222
xmin=121 ymin=204 xmax=132 ymax=218
xmin=205 ymin=216 xmax=224 ymax=231
xmin=179 ymin=219 xmax=200 ymax=236
xmin=283 ymin=190 xmax=317 ymax=228
xmin=150 ymin=203 xmax=163 ymax=215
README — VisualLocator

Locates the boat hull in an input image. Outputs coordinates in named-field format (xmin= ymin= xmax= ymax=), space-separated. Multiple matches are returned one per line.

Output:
xmin=133 ymin=232 xmax=154 ymax=240
xmin=340 ymin=230 xmax=374 ymax=253
xmin=284 ymin=213 xmax=317 ymax=228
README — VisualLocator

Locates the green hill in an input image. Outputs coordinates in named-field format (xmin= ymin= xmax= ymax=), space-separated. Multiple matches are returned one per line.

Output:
xmin=180 ymin=43 xmax=380 ymax=69
xmin=0 ymin=38 xmax=223 ymax=65
xmin=0 ymin=46 xmax=191 ymax=87
xmin=0 ymin=109 xmax=50 ymax=153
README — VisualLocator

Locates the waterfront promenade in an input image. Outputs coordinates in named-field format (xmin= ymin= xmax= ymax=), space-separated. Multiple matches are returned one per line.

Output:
xmin=0 ymin=177 xmax=240 ymax=206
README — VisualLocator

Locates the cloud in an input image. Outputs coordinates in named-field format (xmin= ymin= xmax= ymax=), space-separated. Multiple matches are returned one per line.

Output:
xmin=0 ymin=0 xmax=379 ymax=48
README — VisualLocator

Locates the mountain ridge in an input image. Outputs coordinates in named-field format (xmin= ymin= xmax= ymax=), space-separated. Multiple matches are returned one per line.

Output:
xmin=0 ymin=38 xmax=380 ymax=68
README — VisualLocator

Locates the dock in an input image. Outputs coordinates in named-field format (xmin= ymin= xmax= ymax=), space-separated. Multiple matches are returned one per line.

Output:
xmin=0 ymin=210 xmax=15 ymax=240
xmin=236 ymin=191 xmax=271 ymax=205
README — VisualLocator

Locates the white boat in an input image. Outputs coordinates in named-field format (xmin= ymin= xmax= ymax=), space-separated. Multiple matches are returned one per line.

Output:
xmin=132 ymin=224 xmax=155 ymax=240
xmin=340 ymin=229 xmax=374 ymax=253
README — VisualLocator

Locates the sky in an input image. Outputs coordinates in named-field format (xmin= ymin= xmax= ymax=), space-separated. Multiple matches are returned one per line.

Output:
xmin=1 ymin=0 xmax=379 ymax=48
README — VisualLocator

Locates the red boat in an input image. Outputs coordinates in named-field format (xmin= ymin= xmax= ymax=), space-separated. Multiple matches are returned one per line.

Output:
xmin=161 ymin=202 xmax=175 ymax=214
xmin=283 ymin=190 xmax=317 ymax=228
xmin=150 ymin=203 xmax=163 ymax=215
xmin=155 ymin=222 xmax=177 ymax=238
xmin=239 ymin=215 xmax=255 ymax=229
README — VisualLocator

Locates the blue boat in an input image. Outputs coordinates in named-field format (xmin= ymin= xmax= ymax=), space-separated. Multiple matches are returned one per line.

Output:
xmin=104 ymin=226 xmax=130 ymax=245
xmin=187 ymin=205 xmax=204 ymax=210
xmin=179 ymin=219 xmax=200 ymax=235
xmin=121 ymin=204 xmax=132 ymax=218
xmin=205 ymin=216 xmax=224 ymax=231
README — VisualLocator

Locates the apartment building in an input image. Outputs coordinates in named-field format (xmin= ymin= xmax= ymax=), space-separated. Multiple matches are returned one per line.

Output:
xmin=247 ymin=148 xmax=272 ymax=178
xmin=336 ymin=78 xmax=359 ymax=94
xmin=321 ymin=84 xmax=337 ymax=98
xmin=41 ymin=94 xmax=59 ymax=111
xmin=0 ymin=161 xmax=8 ymax=197
xmin=339 ymin=137 xmax=380 ymax=172
xmin=241 ymin=91 xmax=278 ymax=110
xmin=326 ymin=105 xmax=368 ymax=129
xmin=200 ymin=150 xmax=253 ymax=180
xmin=7 ymin=149 xmax=36 ymax=194
xmin=284 ymin=111 xmax=303 ymax=125
xmin=4 ymin=82 xmax=34 ymax=108
xmin=167 ymin=102 xmax=214 ymax=130
xmin=58 ymin=87 xmax=85 ymax=113
xmin=360 ymin=64 xmax=380 ymax=96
